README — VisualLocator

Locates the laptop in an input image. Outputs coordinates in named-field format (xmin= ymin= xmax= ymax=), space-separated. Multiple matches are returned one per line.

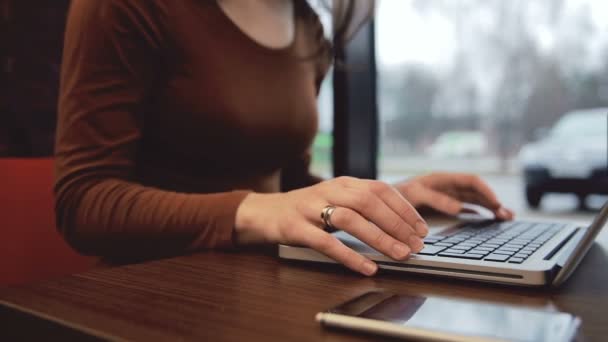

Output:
xmin=279 ymin=201 xmax=608 ymax=287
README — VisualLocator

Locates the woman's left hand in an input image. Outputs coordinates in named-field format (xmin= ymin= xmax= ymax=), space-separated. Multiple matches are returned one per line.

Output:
xmin=394 ymin=173 xmax=514 ymax=220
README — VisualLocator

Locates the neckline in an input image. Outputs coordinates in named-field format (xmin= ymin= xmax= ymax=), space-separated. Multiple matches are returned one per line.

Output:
xmin=213 ymin=1 xmax=298 ymax=55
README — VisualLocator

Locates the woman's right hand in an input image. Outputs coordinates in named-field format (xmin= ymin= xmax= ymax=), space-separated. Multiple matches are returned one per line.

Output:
xmin=234 ymin=176 xmax=428 ymax=276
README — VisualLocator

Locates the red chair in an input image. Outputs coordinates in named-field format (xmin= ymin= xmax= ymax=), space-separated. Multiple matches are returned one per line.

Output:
xmin=0 ymin=158 xmax=97 ymax=286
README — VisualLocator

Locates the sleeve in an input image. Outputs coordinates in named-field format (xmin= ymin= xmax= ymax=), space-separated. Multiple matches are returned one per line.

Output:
xmin=54 ymin=0 xmax=250 ymax=260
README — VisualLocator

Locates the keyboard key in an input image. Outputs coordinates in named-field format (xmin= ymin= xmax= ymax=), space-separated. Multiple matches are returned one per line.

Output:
xmin=428 ymin=234 xmax=447 ymax=239
xmin=461 ymin=253 xmax=485 ymax=260
xmin=456 ymin=243 xmax=478 ymax=248
xmin=438 ymin=252 xmax=485 ymax=260
xmin=474 ymin=246 xmax=495 ymax=251
xmin=514 ymin=253 xmax=530 ymax=259
xmin=484 ymin=254 xmax=511 ymax=262
xmin=424 ymin=236 xmax=444 ymax=242
xmin=453 ymin=233 xmax=474 ymax=238
xmin=498 ymin=247 xmax=520 ymax=252
xmin=444 ymin=249 xmax=466 ymax=254
xmin=493 ymin=250 xmax=515 ymax=256
xmin=480 ymin=243 xmax=501 ymax=248
xmin=434 ymin=242 xmax=454 ymax=247
xmin=444 ymin=239 xmax=466 ymax=244
xmin=508 ymin=258 xmax=524 ymax=264
xmin=469 ymin=249 xmax=491 ymax=255
xmin=416 ymin=245 xmax=447 ymax=256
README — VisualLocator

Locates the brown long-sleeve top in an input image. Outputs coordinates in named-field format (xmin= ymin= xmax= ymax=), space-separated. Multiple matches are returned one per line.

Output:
xmin=55 ymin=0 xmax=330 ymax=260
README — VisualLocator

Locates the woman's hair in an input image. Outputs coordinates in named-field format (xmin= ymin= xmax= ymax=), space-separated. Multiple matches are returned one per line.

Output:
xmin=325 ymin=0 xmax=375 ymax=45
xmin=297 ymin=0 xmax=375 ymax=60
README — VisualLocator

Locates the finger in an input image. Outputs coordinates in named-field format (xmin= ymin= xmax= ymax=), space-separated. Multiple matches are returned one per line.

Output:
xmin=456 ymin=188 xmax=512 ymax=220
xmin=298 ymin=197 xmax=423 ymax=255
xmin=445 ymin=188 xmax=513 ymax=220
xmin=329 ymin=207 xmax=421 ymax=258
xmin=506 ymin=207 xmax=516 ymax=219
xmin=415 ymin=187 xmax=463 ymax=216
xmin=495 ymin=206 xmax=515 ymax=220
xmin=295 ymin=224 xmax=378 ymax=276
xmin=456 ymin=188 xmax=500 ymax=210
xmin=324 ymin=186 xmax=422 ymax=246
xmin=455 ymin=174 xmax=501 ymax=210
xmin=425 ymin=186 xmax=513 ymax=221
xmin=335 ymin=177 xmax=428 ymax=236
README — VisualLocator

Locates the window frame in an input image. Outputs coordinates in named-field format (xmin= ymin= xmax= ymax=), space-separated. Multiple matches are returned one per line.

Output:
xmin=332 ymin=19 xmax=378 ymax=179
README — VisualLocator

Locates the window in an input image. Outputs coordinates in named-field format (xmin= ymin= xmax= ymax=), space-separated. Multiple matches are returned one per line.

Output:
xmin=310 ymin=2 xmax=334 ymax=178
xmin=375 ymin=0 xmax=608 ymax=212
xmin=312 ymin=70 xmax=334 ymax=179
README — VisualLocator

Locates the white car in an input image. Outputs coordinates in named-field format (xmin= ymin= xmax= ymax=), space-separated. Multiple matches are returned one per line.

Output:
xmin=519 ymin=108 xmax=608 ymax=208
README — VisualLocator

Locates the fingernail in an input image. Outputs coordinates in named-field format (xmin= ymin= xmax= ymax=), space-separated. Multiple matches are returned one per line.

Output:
xmin=507 ymin=208 xmax=515 ymax=218
xmin=409 ymin=236 xmax=425 ymax=253
xmin=498 ymin=207 xmax=509 ymax=219
xmin=415 ymin=221 xmax=428 ymax=236
xmin=392 ymin=243 xmax=410 ymax=259
xmin=362 ymin=261 xmax=377 ymax=276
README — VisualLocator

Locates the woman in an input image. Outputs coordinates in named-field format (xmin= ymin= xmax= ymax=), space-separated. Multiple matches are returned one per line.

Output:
xmin=55 ymin=0 xmax=513 ymax=275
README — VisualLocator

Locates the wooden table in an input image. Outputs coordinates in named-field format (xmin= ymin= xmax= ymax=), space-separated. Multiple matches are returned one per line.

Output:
xmin=1 ymin=222 xmax=607 ymax=342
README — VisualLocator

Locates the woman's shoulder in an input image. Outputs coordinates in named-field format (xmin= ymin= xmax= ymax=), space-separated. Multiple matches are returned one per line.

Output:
xmin=69 ymin=0 xmax=166 ymax=14
xmin=69 ymin=0 xmax=172 ymax=27
xmin=68 ymin=0 xmax=176 ymax=50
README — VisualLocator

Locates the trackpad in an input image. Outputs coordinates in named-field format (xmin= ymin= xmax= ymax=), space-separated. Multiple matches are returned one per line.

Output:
xmin=334 ymin=231 xmax=381 ymax=255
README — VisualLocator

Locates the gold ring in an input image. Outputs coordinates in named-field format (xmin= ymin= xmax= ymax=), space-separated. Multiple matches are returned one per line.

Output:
xmin=321 ymin=205 xmax=337 ymax=231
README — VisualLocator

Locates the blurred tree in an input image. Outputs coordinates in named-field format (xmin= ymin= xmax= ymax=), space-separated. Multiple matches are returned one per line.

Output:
xmin=384 ymin=66 xmax=438 ymax=146
xmin=377 ymin=0 xmax=607 ymax=174
xmin=522 ymin=60 xmax=572 ymax=140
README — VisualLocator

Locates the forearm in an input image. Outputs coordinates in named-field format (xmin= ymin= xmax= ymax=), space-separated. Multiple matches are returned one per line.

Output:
xmin=56 ymin=178 xmax=250 ymax=258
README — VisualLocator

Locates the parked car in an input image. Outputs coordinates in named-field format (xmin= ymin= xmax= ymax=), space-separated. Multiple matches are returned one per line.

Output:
xmin=428 ymin=130 xmax=488 ymax=158
xmin=518 ymin=108 xmax=608 ymax=208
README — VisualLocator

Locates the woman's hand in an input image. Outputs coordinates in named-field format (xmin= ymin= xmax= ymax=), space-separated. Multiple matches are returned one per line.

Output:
xmin=234 ymin=176 xmax=428 ymax=276
xmin=394 ymin=173 xmax=514 ymax=220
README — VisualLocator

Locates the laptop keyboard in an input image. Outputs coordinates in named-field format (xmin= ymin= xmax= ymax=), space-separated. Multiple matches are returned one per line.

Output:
xmin=417 ymin=221 xmax=566 ymax=264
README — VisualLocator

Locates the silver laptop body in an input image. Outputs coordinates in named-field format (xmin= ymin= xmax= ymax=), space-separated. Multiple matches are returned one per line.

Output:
xmin=279 ymin=202 xmax=608 ymax=287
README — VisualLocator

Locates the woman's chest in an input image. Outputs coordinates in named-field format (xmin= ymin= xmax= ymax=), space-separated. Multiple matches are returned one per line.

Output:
xmin=142 ymin=13 xmax=322 ymax=171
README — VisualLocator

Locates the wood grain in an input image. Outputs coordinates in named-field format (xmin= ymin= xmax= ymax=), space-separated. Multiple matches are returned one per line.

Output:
xmin=1 ymin=231 xmax=607 ymax=341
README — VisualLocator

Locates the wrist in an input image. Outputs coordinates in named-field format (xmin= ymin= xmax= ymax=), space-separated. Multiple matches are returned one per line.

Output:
xmin=234 ymin=192 xmax=275 ymax=245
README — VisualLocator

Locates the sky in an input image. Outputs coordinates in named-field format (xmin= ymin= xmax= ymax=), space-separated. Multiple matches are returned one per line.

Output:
xmin=376 ymin=0 xmax=456 ymax=68
xmin=375 ymin=0 xmax=608 ymax=69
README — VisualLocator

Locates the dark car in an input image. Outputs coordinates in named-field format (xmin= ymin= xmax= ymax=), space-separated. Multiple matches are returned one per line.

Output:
xmin=518 ymin=108 xmax=608 ymax=208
